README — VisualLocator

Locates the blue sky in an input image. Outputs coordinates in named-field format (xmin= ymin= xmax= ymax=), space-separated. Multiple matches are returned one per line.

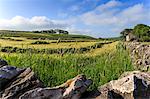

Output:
xmin=0 ymin=0 xmax=150 ymax=37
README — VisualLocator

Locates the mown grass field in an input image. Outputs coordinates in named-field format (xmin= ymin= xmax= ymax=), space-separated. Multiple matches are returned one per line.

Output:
xmin=0 ymin=32 xmax=133 ymax=90
xmin=0 ymin=38 xmax=98 ymax=49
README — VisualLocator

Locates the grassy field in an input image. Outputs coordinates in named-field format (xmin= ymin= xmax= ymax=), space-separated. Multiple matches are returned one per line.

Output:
xmin=0 ymin=42 xmax=133 ymax=90
xmin=0 ymin=37 xmax=101 ymax=49
xmin=0 ymin=36 xmax=113 ymax=54
xmin=0 ymin=32 xmax=133 ymax=90
xmin=0 ymin=30 xmax=96 ymax=40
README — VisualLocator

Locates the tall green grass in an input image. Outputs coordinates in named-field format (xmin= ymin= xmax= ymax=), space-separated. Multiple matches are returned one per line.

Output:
xmin=0 ymin=42 xmax=133 ymax=90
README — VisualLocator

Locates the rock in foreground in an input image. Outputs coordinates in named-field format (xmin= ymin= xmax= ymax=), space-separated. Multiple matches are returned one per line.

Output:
xmin=0 ymin=67 xmax=43 ymax=99
xmin=96 ymin=71 xmax=150 ymax=99
xmin=0 ymin=66 xmax=24 ymax=91
xmin=0 ymin=59 xmax=92 ymax=99
xmin=20 ymin=74 xmax=92 ymax=99
xmin=0 ymin=59 xmax=8 ymax=68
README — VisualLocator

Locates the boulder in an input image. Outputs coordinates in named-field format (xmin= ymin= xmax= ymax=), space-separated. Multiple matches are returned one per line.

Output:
xmin=19 ymin=74 xmax=92 ymax=99
xmin=0 ymin=59 xmax=92 ymax=99
xmin=95 ymin=71 xmax=150 ymax=99
xmin=0 ymin=66 xmax=24 ymax=90
xmin=0 ymin=58 xmax=8 ymax=67
xmin=0 ymin=67 xmax=43 ymax=99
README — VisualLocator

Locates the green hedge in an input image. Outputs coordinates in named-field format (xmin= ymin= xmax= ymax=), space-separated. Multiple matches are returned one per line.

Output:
xmin=31 ymin=41 xmax=50 ymax=44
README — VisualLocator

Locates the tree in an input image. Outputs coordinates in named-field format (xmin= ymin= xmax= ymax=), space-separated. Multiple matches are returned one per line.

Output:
xmin=63 ymin=31 xmax=69 ymax=34
xmin=57 ymin=29 xmax=69 ymax=34
xmin=133 ymin=24 xmax=150 ymax=36
xmin=132 ymin=24 xmax=150 ymax=41
xmin=120 ymin=24 xmax=150 ymax=41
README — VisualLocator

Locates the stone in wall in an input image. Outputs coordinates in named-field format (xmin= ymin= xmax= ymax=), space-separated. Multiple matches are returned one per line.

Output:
xmin=126 ymin=42 xmax=150 ymax=70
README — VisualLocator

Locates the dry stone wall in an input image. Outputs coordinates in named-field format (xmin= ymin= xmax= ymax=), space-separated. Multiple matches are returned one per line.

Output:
xmin=126 ymin=42 xmax=150 ymax=70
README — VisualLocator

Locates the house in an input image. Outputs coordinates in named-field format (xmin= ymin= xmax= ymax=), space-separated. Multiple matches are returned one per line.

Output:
xmin=126 ymin=33 xmax=137 ymax=41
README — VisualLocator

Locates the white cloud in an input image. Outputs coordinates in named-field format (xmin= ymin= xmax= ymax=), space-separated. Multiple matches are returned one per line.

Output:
xmin=81 ymin=0 xmax=150 ymax=34
xmin=0 ymin=15 xmax=91 ymax=36
xmin=66 ymin=26 xmax=92 ymax=35
xmin=0 ymin=16 xmax=69 ymax=30
xmin=81 ymin=0 xmax=122 ymax=25
xmin=119 ymin=4 xmax=149 ymax=25
xmin=96 ymin=0 xmax=122 ymax=11
xmin=69 ymin=0 xmax=100 ymax=12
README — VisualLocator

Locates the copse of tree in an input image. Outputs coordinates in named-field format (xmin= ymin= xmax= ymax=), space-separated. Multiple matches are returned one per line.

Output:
xmin=120 ymin=24 xmax=150 ymax=42
xmin=41 ymin=30 xmax=56 ymax=34
xmin=32 ymin=29 xmax=69 ymax=34
xmin=33 ymin=31 xmax=41 ymax=33
xmin=49 ymin=30 xmax=57 ymax=34
xmin=57 ymin=29 xmax=69 ymax=34
xmin=132 ymin=24 xmax=150 ymax=41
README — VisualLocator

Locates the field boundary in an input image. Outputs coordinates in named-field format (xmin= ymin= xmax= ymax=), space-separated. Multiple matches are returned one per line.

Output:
xmin=0 ymin=42 xmax=113 ymax=54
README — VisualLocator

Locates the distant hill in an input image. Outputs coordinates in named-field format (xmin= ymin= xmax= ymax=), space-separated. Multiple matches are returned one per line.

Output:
xmin=0 ymin=30 xmax=96 ymax=40
xmin=99 ymin=37 xmax=122 ymax=41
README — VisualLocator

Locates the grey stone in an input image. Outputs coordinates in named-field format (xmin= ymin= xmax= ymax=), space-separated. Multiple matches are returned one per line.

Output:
xmin=0 ymin=67 xmax=43 ymax=99
xmin=0 ymin=59 xmax=8 ymax=68
xmin=95 ymin=71 xmax=150 ymax=99
xmin=19 ymin=74 xmax=92 ymax=99
xmin=0 ymin=66 xmax=24 ymax=91
xmin=126 ymin=42 xmax=150 ymax=70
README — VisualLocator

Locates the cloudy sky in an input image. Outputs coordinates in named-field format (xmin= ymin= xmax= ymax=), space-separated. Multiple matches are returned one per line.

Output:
xmin=0 ymin=0 xmax=150 ymax=37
